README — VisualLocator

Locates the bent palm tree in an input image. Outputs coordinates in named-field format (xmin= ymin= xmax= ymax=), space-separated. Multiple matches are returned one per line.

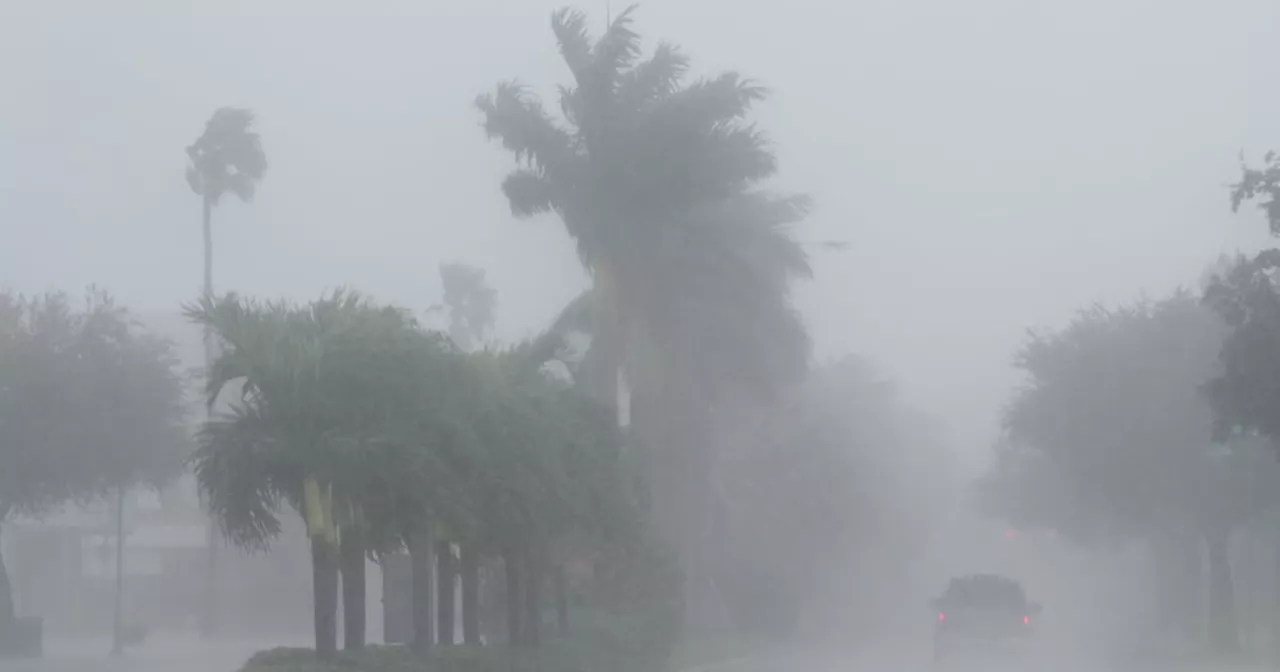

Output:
xmin=477 ymin=6 xmax=811 ymax=624
xmin=185 ymin=107 xmax=267 ymax=636
xmin=186 ymin=108 xmax=268 ymax=302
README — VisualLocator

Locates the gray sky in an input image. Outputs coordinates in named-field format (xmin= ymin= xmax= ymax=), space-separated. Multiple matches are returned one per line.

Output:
xmin=2 ymin=0 xmax=1278 ymax=468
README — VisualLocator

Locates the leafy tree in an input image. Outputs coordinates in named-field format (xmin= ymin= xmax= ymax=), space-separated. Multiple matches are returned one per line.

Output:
xmin=1203 ymin=252 xmax=1280 ymax=441
xmin=476 ymin=6 xmax=811 ymax=622
xmin=0 ymin=288 xmax=188 ymax=626
xmin=187 ymin=290 xmax=461 ymax=657
xmin=185 ymin=106 xmax=268 ymax=635
xmin=1230 ymin=151 xmax=1280 ymax=234
xmin=980 ymin=293 xmax=1274 ymax=653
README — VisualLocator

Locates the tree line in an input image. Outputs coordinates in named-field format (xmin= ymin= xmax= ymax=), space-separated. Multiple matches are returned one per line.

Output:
xmin=980 ymin=150 xmax=1280 ymax=655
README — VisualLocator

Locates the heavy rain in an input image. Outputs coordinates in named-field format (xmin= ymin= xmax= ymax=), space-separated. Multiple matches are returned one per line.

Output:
xmin=1 ymin=2 xmax=1279 ymax=672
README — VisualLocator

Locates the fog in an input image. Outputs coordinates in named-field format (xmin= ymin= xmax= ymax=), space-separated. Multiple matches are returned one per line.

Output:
xmin=3 ymin=0 xmax=1280 ymax=670
xmin=5 ymin=0 xmax=1276 ymax=460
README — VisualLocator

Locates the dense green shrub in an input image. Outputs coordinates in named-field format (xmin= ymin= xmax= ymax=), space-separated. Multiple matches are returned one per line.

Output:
xmin=239 ymin=635 xmax=673 ymax=672
xmin=239 ymin=646 xmax=418 ymax=672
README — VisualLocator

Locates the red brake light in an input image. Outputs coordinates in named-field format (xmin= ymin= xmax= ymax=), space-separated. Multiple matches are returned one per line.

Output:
xmin=1023 ymin=615 xmax=1031 ymax=625
xmin=938 ymin=612 xmax=946 ymax=622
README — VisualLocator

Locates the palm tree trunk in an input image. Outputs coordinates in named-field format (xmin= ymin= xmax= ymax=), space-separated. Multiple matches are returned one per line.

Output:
xmin=410 ymin=531 xmax=435 ymax=654
xmin=523 ymin=552 xmax=542 ymax=647
xmin=436 ymin=542 xmax=456 ymax=645
xmin=202 ymin=195 xmax=213 ymax=299
xmin=554 ymin=564 xmax=568 ymax=637
xmin=340 ymin=526 xmax=366 ymax=651
xmin=503 ymin=549 xmax=522 ymax=646
xmin=311 ymin=537 xmax=340 ymax=659
xmin=0 ymin=507 xmax=14 ymax=628
xmin=460 ymin=544 xmax=480 ymax=645
xmin=1272 ymin=529 xmax=1280 ymax=665
xmin=200 ymin=193 xmax=221 ymax=639
xmin=1206 ymin=526 xmax=1238 ymax=655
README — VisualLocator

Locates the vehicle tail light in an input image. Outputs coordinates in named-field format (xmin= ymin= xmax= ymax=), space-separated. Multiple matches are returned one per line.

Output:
xmin=1023 ymin=615 xmax=1031 ymax=625
xmin=938 ymin=612 xmax=946 ymax=622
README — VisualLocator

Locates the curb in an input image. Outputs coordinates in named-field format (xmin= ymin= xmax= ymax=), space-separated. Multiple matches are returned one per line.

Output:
xmin=679 ymin=653 xmax=764 ymax=672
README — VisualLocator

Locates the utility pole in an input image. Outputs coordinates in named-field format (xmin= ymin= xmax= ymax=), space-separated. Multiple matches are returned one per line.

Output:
xmin=111 ymin=486 xmax=125 ymax=656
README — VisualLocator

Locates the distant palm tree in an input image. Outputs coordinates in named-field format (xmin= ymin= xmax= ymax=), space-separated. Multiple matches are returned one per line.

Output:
xmin=184 ymin=107 xmax=267 ymax=636
xmin=432 ymin=262 xmax=497 ymax=352
xmin=477 ymin=6 xmax=811 ymax=625
xmin=186 ymin=108 xmax=268 ymax=302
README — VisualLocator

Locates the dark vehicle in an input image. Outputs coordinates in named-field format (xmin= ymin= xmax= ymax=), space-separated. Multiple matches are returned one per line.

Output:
xmin=931 ymin=574 xmax=1042 ymax=662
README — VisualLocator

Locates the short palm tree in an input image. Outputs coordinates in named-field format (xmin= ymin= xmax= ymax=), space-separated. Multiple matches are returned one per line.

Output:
xmin=187 ymin=291 xmax=455 ymax=657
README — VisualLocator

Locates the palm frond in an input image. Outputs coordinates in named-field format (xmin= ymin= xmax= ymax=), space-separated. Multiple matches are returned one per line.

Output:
xmin=186 ymin=107 xmax=268 ymax=204
xmin=590 ymin=4 xmax=642 ymax=84
xmin=552 ymin=8 xmax=594 ymax=83
xmin=183 ymin=293 xmax=290 ymax=409
xmin=476 ymin=83 xmax=580 ymax=184
xmin=548 ymin=290 xmax=596 ymax=337
xmin=652 ymin=73 xmax=767 ymax=130
xmin=626 ymin=123 xmax=777 ymax=209
xmin=501 ymin=169 xmax=558 ymax=217
xmin=617 ymin=42 xmax=690 ymax=110
xmin=557 ymin=84 xmax=584 ymax=129
xmin=193 ymin=404 xmax=285 ymax=551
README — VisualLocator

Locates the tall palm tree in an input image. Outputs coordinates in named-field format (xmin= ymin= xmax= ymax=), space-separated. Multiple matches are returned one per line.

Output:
xmin=185 ymin=106 xmax=267 ymax=636
xmin=476 ymin=6 xmax=811 ymax=624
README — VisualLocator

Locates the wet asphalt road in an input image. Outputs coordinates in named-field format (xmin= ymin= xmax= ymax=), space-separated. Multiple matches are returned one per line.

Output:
xmin=0 ymin=635 xmax=303 ymax=672
xmin=2 ymin=631 xmax=1272 ymax=672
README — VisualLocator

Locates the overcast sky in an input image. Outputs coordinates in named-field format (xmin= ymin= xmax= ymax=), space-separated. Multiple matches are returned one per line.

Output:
xmin=3 ymin=0 xmax=1278 ymax=469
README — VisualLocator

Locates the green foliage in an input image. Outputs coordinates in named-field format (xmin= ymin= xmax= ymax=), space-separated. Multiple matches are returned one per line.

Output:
xmin=191 ymin=286 xmax=649 ymax=655
xmin=0 ymin=287 xmax=188 ymax=516
xmin=186 ymin=289 xmax=465 ymax=551
xmin=434 ymin=263 xmax=497 ymax=352
xmin=980 ymin=292 xmax=1277 ymax=542
xmin=1203 ymin=250 xmax=1280 ymax=443
xmin=476 ymin=6 xmax=810 ymax=403
xmin=238 ymin=646 xmax=417 ymax=672
xmin=186 ymin=107 xmax=268 ymax=204
xmin=461 ymin=335 xmax=634 ymax=558
xmin=239 ymin=632 xmax=673 ymax=672
xmin=478 ymin=15 xmax=814 ymax=632
xmin=1230 ymin=150 xmax=1280 ymax=235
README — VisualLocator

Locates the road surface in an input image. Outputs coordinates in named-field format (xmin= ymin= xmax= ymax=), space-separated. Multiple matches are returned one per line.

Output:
xmin=0 ymin=634 xmax=305 ymax=672
xmin=3 ymin=630 xmax=1271 ymax=672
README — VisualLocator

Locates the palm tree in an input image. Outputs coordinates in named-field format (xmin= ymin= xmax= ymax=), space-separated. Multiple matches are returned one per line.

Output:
xmin=429 ymin=262 xmax=496 ymax=645
xmin=187 ymin=291 xmax=455 ymax=658
xmin=476 ymin=6 xmax=811 ymax=624
xmin=433 ymin=262 xmax=497 ymax=352
xmin=185 ymin=107 xmax=267 ymax=636
xmin=462 ymin=329 xmax=632 ymax=647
